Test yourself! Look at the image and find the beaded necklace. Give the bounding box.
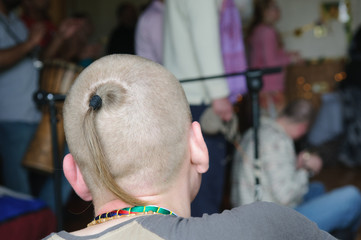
[88,206,177,227]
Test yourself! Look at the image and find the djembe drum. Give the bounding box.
[23,60,83,174]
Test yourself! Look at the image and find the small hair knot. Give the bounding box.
[89,95,102,110]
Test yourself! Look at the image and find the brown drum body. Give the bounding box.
[23,60,83,174]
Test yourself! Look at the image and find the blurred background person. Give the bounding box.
[231,99,361,239]
[306,24,361,168]
[247,0,302,118]
[20,0,96,64]
[220,0,248,104]
[135,0,164,64]
[106,2,138,55]
[48,12,102,67]
[337,25,361,167]
[164,0,234,217]
[0,0,45,195]
[21,0,55,56]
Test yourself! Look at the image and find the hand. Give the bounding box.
[57,18,83,40]
[297,151,323,176]
[28,23,45,47]
[211,97,233,122]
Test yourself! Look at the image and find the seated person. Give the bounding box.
[44,55,335,239]
[231,99,361,238]
[0,186,56,239]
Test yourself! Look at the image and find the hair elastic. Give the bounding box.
[89,94,102,110]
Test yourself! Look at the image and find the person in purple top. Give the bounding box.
[247,0,302,118]
[135,0,164,65]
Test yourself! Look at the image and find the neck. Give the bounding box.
[94,199,130,216]
[94,167,193,218]
[94,189,191,219]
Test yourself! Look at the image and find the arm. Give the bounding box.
[260,26,292,67]
[0,41,34,68]
[186,0,232,121]
[211,98,233,121]
[182,202,336,239]
[0,23,44,68]
[41,18,82,60]
[262,134,308,206]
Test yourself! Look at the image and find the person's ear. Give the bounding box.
[63,153,92,201]
[189,121,209,173]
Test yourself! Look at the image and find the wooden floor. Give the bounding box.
[312,166,361,193]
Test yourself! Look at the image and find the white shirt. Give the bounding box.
[231,117,308,208]
[163,0,230,105]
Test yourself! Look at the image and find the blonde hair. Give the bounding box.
[280,99,314,123]
[63,55,192,205]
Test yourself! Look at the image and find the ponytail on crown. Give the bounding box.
[82,83,147,206]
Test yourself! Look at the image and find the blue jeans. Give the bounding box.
[190,105,227,217]
[0,122,72,212]
[37,168,72,213]
[0,122,38,194]
[33,143,72,213]
[295,182,361,234]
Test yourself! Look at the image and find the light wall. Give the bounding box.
[65,0,361,59]
[276,0,361,60]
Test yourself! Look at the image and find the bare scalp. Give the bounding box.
[63,54,191,204]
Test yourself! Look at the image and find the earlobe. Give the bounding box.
[63,153,93,201]
[189,121,209,173]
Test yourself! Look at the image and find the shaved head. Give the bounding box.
[64,55,192,205]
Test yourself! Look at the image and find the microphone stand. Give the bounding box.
[245,69,264,201]
[180,67,281,201]
[34,91,66,231]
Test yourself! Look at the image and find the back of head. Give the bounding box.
[63,54,191,205]
[279,99,314,124]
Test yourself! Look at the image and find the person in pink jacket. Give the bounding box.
[247,0,301,118]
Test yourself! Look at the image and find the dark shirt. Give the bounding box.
[106,26,135,55]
